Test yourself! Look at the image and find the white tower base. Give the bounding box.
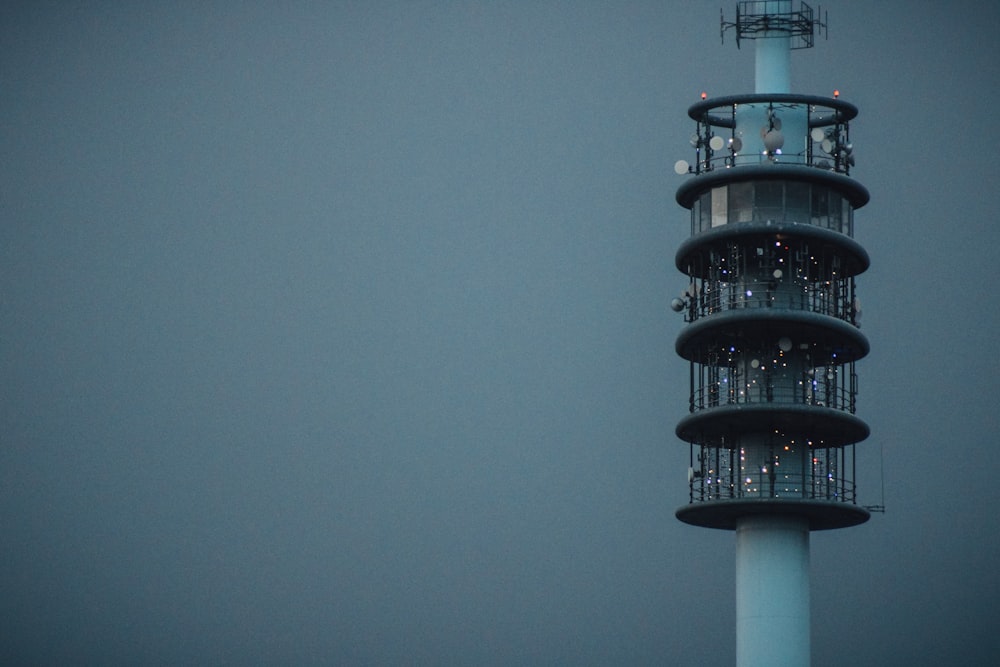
[736,514,810,667]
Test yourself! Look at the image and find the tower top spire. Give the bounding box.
[721,2,828,95]
[721,1,828,50]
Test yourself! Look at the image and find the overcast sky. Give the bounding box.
[2,1,999,665]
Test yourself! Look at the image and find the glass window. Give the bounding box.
[828,196,842,232]
[755,181,783,221]
[700,191,712,232]
[712,186,728,227]
[728,182,753,223]
[811,188,830,228]
[786,182,810,222]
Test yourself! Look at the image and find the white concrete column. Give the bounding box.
[755,36,791,93]
[755,1,792,93]
[736,514,810,667]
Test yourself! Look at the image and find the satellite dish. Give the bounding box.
[771,118,782,131]
[690,134,700,147]
[751,358,760,369]
[670,298,685,312]
[810,127,826,143]
[821,138,834,154]
[688,467,695,484]
[674,159,690,175]
[763,129,784,152]
[773,268,783,279]
[730,137,743,152]
[778,336,793,352]
[709,135,725,151]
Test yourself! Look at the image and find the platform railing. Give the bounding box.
[684,95,856,176]
[691,468,856,504]
[683,278,857,325]
[690,371,856,413]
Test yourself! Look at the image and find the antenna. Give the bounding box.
[721,1,828,50]
[864,440,887,513]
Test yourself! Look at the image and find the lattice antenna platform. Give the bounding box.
[722,1,828,49]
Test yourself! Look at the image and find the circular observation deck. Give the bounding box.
[675,165,869,212]
[676,498,870,531]
[677,94,862,177]
[675,220,870,278]
[676,403,870,448]
[675,309,869,363]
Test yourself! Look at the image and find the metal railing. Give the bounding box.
[683,278,857,325]
[690,371,856,414]
[691,469,856,504]
[684,96,856,176]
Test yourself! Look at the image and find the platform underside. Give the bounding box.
[676,498,870,530]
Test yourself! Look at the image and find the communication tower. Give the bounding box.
[670,3,872,665]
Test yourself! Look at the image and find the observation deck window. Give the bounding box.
[755,181,784,221]
[728,182,753,223]
[712,186,728,227]
[786,181,810,221]
[691,181,854,235]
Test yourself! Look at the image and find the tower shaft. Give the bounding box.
[754,0,791,93]
[736,515,810,667]
[672,3,868,665]
[755,35,790,93]
[746,9,800,663]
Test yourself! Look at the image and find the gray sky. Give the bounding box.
[2,1,998,665]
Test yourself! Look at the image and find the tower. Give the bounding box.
[670,3,871,666]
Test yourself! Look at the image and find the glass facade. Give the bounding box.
[691,180,852,235]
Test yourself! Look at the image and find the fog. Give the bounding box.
[2,2,998,664]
